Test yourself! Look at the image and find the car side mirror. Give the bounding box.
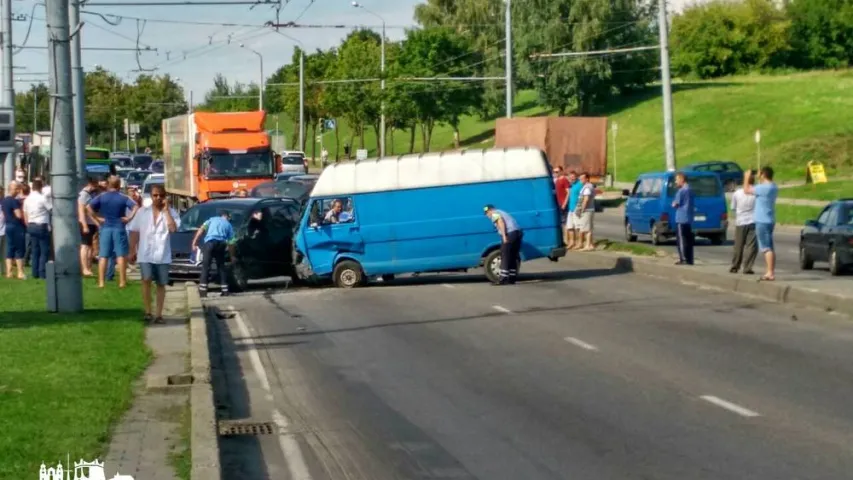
[621,189,631,197]
[804,219,819,228]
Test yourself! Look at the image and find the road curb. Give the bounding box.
[567,252,853,316]
[186,282,221,480]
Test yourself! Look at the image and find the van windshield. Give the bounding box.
[667,176,721,197]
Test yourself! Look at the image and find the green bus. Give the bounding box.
[85,146,111,165]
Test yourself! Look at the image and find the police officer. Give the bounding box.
[190,209,236,297]
[484,204,523,285]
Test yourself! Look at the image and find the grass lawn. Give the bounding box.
[595,239,659,256]
[778,180,853,202]
[728,203,823,227]
[0,279,149,479]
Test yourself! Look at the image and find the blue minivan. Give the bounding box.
[292,148,567,287]
[622,171,728,245]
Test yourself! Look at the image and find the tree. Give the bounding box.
[328,30,382,153]
[514,0,656,115]
[14,83,49,134]
[671,0,791,78]
[198,74,257,112]
[788,0,853,69]
[126,74,187,149]
[84,67,127,146]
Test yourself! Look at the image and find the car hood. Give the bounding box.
[170,231,196,255]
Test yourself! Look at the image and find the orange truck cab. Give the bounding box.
[162,111,279,210]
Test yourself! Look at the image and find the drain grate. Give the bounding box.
[218,421,276,436]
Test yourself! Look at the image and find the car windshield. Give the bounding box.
[112,157,133,168]
[133,155,153,167]
[667,176,721,197]
[206,152,274,178]
[179,204,247,232]
[281,155,304,165]
[150,162,164,173]
[143,180,163,194]
[251,181,308,199]
[127,171,150,182]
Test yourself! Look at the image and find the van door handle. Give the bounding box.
[349,226,359,232]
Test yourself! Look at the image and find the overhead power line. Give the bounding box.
[84,0,279,5]
[530,45,659,59]
[15,45,157,52]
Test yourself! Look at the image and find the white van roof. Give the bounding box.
[311,148,549,197]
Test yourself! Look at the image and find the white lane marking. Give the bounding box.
[492,305,513,314]
[700,395,760,417]
[442,283,456,289]
[273,409,314,480]
[564,337,599,351]
[233,309,271,393]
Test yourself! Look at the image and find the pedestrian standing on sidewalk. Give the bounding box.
[484,204,523,285]
[566,171,582,250]
[672,172,695,265]
[78,178,100,276]
[128,184,180,323]
[2,181,26,279]
[553,166,570,236]
[22,178,52,279]
[191,210,236,298]
[87,176,139,288]
[19,183,32,268]
[743,167,778,281]
[576,173,596,251]
[729,172,757,274]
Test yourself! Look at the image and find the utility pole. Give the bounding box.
[46,0,84,312]
[658,0,676,171]
[505,0,513,118]
[1,0,15,184]
[33,85,37,134]
[299,50,304,151]
[69,0,86,187]
[350,2,385,156]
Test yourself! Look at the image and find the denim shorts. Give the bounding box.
[5,225,26,259]
[140,263,170,285]
[98,226,129,258]
[756,222,775,253]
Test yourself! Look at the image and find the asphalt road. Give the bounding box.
[594,207,834,275]
[208,260,853,480]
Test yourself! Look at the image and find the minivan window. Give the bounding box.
[179,204,247,232]
[667,176,721,197]
[282,155,304,165]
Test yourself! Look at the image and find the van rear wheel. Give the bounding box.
[333,260,364,289]
[484,250,502,284]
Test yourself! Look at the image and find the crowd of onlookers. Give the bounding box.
[553,167,597,251]
[1,171,53,280]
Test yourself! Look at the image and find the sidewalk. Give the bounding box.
[564,250,853,316]
[104,285,192,479]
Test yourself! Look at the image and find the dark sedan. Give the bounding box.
[125,170,151,190]
[682,161,744,192]
[170,197,302,291]
[799,199,853,276]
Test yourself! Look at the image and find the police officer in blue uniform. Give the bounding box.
[484,204,523,285]
[190,209,236,297]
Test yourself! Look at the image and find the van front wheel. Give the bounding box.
[333,260,364,289]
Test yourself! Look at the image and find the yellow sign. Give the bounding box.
[807,161,828,184]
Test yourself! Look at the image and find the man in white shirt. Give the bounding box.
[23,178,52,279]
[576,173,597,251]
[128,184,180,323]
[730,174,758,274]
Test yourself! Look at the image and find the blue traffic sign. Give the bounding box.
[324,119,336,130]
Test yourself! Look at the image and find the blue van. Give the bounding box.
[622,171,728,245]
[292,148,567,287]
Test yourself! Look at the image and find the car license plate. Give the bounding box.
[695,214,706,222]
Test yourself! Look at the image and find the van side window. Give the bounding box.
[647,178,663,198]
[319,197,356,224]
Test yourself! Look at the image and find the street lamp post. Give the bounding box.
[352,1,386,157]
[269,29,305,152]
[240,44,264,111]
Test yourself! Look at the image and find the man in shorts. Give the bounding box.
[743,167,778,281]
[128,184,180,323]
[78,178,100,276]
[565,171,582,249]
[576,173,596,251]
[87,176,139,287]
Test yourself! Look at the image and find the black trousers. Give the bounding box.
[676,223,694,265]
[499,230,523,283]
[199,240,229,293]
[731,224,758,272]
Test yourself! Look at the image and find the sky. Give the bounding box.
[11,0,698,105]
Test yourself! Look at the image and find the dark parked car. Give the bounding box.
[799,199,853,276]
[150,160,164,173]
[682,161,744,192]
[250,181,311,206]
[111,155,134,169]
[170,197,303,291]
[125,169,151,190]
[287,174,319,191]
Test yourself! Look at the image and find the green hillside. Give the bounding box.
[268,71,853,185]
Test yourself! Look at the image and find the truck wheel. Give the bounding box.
[829,247,842,276]
[799,244,814,270]
[484,250,502,284]
[651,223,663,246]
[625,221,637,242]
[333,260,364,289]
